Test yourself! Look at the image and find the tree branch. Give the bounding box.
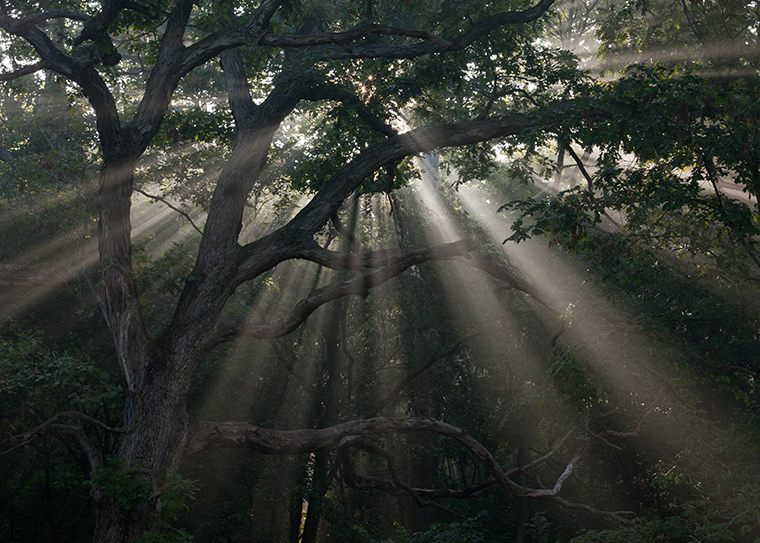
[275,98,584,246]
[331,213,358,246]
[215,240,473,341]
[0,411,130,452]
[219,48,257,130]
[177,0,286,75]
[297,239,471,271]
[0,60,52,81]
[189,406,651,522]
[134,188,202,234]
[74,0,154,45]
[302,84,398,138]
[261,23,452,50]
[259,0,556,60]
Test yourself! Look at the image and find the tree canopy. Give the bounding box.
[1,0,760,542]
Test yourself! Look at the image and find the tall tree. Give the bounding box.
[0,0,617,541]
[4,0,759,541]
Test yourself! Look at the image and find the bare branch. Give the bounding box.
[134,188,203,234]
[341,439,466,519]
[216,240,472,341]
[189,394,661,521]
[189,416,524,501]
[505,423,582,477]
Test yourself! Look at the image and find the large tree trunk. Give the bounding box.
[91,371,191,543]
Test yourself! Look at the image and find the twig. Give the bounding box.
[134,188,203,234]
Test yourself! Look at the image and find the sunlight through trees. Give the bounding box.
[1,0,760,542]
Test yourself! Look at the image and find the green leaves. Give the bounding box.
[0,327,121,416]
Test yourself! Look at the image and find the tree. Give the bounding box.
[2,0,759,542]
[0,0,606,540]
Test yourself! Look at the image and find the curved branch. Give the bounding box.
[0,411,129,455]
[0,12,122,149]
[189,416,522,501]
[47,424,105,474]
[219,48,257,129]
[177,0,285,75]
[74,0,156,46]
[190,409,650,522]
[341,439,466,519]
[216,240,472,341]
[298,239,471,271]
[331,213,358,246]
[268,98,586,251]
[259,0,556,60]
[134,188,203,234]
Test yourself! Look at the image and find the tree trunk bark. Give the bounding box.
[91,361,192,542]
[514,407,543,543]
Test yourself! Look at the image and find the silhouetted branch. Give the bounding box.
[219,48,257,129]
[331,213,359,246]
[304,86,398,138]
[300,239,472,271]
[0,60,52,81]
[191,394,660,522]
[134,188,203,234]
[259,0,556,60]
[0,411,130,456]
[217,240,473,341]
[373,334,477,414]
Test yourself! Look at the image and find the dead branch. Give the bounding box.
[191,393,662,521]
